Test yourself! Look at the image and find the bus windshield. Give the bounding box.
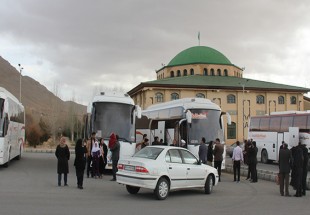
[92,102,134,141]
[188,109,223,145]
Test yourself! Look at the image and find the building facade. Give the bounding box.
[128,46,310,144]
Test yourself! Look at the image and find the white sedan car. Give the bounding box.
[116,146,219,200]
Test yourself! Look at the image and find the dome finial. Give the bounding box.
[198,31,200,46]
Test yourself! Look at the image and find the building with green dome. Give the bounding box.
[128,46,310,144]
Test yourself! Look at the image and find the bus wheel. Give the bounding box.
[3,152,10,168]
[261,150,268,164]
[126,185,140,194]
[16,146,22,160]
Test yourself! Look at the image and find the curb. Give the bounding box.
[24,148,75,154]
[224,164,310,189]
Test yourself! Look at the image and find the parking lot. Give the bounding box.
[0,152,309,215]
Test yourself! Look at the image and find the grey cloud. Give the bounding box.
[1,0,310,103]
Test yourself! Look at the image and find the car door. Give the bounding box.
[179,149,205,187]
[165,149,187,189]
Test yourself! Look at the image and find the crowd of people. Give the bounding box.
[279,141,308,197]
[55,132,120,189]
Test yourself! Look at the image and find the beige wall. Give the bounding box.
[156,64,243,79]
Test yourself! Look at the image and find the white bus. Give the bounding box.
[136,98,231,168]
[248,111,310,165]
[0,87,25,167]
[84,91,141,169]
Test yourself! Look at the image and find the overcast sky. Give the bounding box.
[1,0,310,105]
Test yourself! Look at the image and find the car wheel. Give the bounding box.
[126,185,140,194]
[204,175,213,194]
[154,178,169,200]
[261,150,268,164]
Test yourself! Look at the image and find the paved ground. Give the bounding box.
[0,152,309,215]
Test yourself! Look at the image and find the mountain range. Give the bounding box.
[0,56,86,128]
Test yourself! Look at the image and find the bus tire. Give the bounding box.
[126,185,140,194]
[261,150,268,164]
[16,146,22,160]
[3,151,10,168]
[204,175,213,194]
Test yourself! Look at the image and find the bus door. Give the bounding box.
[179,119,188,147]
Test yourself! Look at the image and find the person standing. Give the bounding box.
[207,141,214,166]
[232,141,243,183]
[99,138,108,177]
[74,139,87,189]
[91,141,100,178]
[86,132,97,178]
[301,143,309,196]
[109,133,120,181]
[278,143,292,196]
[244,139,251,180]
[55,137,70,186]
[198,137,208,164]
[213,138,224,182]
[136,137,149,150]
[152,136,161,145]
[291,142,304,197]
[248,141,258,183]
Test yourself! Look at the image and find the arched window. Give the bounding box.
[224,69,228,76]
[183,69,187,76]
[190,68,194,75]
[256,95,265,104]
[278,96,285,104]
[290,96,297,104]
[227,122,236,139]
[170,71,174,77]
[203,68,208,76]
[210,69,215,76]
[171,93,179,100]
[227,94,236,104]
[177,70,181,77]
[155,92,164,103]
[217,69,221,76]
[196,93,205,98]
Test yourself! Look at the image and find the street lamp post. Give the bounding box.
[18,64,23,103]
[240,79,249,140]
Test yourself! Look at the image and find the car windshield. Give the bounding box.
[133,147,164,160]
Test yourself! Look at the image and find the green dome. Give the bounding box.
[167,46,232,67]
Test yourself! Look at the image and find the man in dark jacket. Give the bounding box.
[301,144,309,196]
[278,143,292,196]
[213,138,224,182]
[291,142,304,197]
[248,141,258,183]
[198,137,208,164]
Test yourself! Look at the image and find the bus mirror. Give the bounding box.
[136,105,142,119]
[186,110,192,124]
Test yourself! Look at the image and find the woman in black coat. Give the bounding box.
[74,139,87,189]
[55,137,70,186]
